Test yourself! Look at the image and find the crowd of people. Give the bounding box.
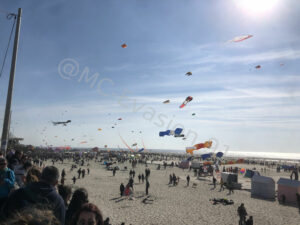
[2,148,287,224]
[0,150,128,225]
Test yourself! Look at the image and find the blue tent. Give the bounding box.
[201,153,212,160]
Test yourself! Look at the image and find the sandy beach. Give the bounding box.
[48,158,300,225]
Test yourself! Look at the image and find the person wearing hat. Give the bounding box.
[0,158,15,208]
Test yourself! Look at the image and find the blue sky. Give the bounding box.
[0,0,300,153]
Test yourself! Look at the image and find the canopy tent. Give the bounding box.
[244,170,260,178]
[277,178,300,203]
[251,175,275,199]
[221,172,238,184]
[178,160,190,169]
[191,161,202,169]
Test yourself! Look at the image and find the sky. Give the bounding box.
[0,0,300,153]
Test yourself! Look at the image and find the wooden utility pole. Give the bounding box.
[1,8,22,156]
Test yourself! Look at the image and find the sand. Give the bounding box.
[49,160,300,225]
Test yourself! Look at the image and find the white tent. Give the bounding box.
[251,175,275,199]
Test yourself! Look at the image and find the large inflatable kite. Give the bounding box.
[186,141,212,155]
[159,128,184,137]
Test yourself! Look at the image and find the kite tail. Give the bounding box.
[119,133,135,153]
[142,138,147,152]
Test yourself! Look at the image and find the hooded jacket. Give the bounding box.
[2,181,65,224]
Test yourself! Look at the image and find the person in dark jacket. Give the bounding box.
[146,179,150,195]
[66,188,89,225]
[237,203,247,225]
[246,216,253,225]
[120,183,125,196]
[2,166,65,224]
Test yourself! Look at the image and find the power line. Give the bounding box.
[0,14,16,78]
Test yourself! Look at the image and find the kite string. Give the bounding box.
[0,13,16,78]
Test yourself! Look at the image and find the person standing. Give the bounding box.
[237,203,247,225]
[77,168,81,179]
[213,176,216,189]
[138,174,141,183]
[120,183,125,196]
[113,167,116,176]
[186,175,190,186]
[146,179,150,195]
[0,158,15,209]
[246,216,253,225]
[141,174,145,183]
[61,169,66,179]
[220,178,225,191]
[3,166,65,224]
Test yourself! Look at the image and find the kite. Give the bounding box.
[98,128,102,131]
[138,148,144,153]
[112,126,115,128]
[121,43,127,48]
[201,153,212,160]
[186,141,213,155]
[192,113,196,116]
[255,65,261,69]
[132,143,137,147]
[216,152,224,158]
[240,168,245,174]
[80,141,87,144]
[118,118,122,120]
[52,120,71,126]
[174,128,184,137]
[159,128,184,137]
[228,35,253,43]
[163,100,170,104]
[182,137,187,140]
[180,96,193,108]
[185,72,192,76]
